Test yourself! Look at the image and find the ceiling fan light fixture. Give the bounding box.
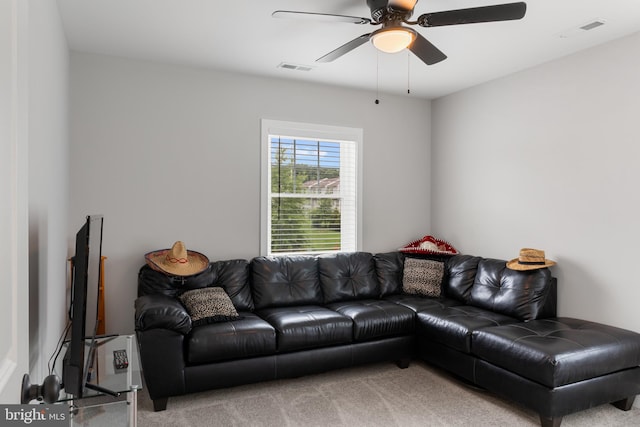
[371,27,415,53]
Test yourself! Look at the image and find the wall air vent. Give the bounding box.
[277,62,313,72]
[558,19,606,38]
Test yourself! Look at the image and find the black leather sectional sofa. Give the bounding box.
[134,252,640,426]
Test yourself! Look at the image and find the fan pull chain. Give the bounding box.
[407,51,411,95]
[375,50,380,104]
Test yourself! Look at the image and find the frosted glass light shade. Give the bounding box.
[371,27,415,53]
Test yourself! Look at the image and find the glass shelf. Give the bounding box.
[55,334,142,426]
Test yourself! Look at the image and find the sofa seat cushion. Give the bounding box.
[257,306,353,352]
[186,312,276,365]
[472,317,640,388]
[416,305,518,353]
[385,294,463,313]
[326,300,415,342]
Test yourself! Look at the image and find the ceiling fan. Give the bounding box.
[273,0,527,66]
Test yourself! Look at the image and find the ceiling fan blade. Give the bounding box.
[388,0,419,12]
[272,10,371,25]
[316,34,372,63]
[417,2,526,27]
[408,33,447,65]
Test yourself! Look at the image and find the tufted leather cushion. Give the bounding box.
[251,256,322,309]
[257,306,353,352]
[384,294,463,313]
[416,305,518,353]
[444,255,481,302]
[472,317,640,388]
[468,258,554,321]
[186,312,276,365]
[137,264,215,298]
[318,252,380,303]
[210,259,254,311]
[327,300,415,341]
[138,260,255,312]
[373,252,405,296]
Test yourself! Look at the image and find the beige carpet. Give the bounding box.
[137,362,639,427]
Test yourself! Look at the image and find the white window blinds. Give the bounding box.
[261,120,362,256]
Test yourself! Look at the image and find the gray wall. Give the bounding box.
[1,0,69,398]
[69,53,432,334]
[27,0,70,382]
[432,31,640,335]
[0,0,29,401]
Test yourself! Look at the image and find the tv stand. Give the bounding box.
[81,335,121,398]
[56,334,141,427]
[85,382,120,397]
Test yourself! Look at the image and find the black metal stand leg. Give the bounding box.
[85,382,120,397]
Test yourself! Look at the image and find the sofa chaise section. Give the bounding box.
[472,317,640,427]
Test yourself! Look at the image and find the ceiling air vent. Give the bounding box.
[580,20,605,31]
[277,62,313,72]
[558,19,606,38]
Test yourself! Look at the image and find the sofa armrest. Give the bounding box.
[136,329,187,403]
[135,294,192,334]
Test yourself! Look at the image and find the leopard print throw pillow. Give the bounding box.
[402,258,444,298]
[179,287,240,326]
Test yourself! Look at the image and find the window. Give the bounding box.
[261,120,362,256]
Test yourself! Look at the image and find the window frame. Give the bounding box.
[260,119,363,256]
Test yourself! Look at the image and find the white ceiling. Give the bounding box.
[57,0,640,99]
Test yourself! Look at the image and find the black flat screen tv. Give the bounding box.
[62,215,103,398]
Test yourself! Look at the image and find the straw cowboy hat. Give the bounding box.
[506,248,556,271]
[145,241,209,276]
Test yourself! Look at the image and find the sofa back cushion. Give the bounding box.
[251,256,322,309]
[373,252,405,296]
[318,252,379,303]
[210,259,254,311]
[443,255,482,302]
[137,259,255,312]
[138,264,215,298]
[468,258,555,321]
